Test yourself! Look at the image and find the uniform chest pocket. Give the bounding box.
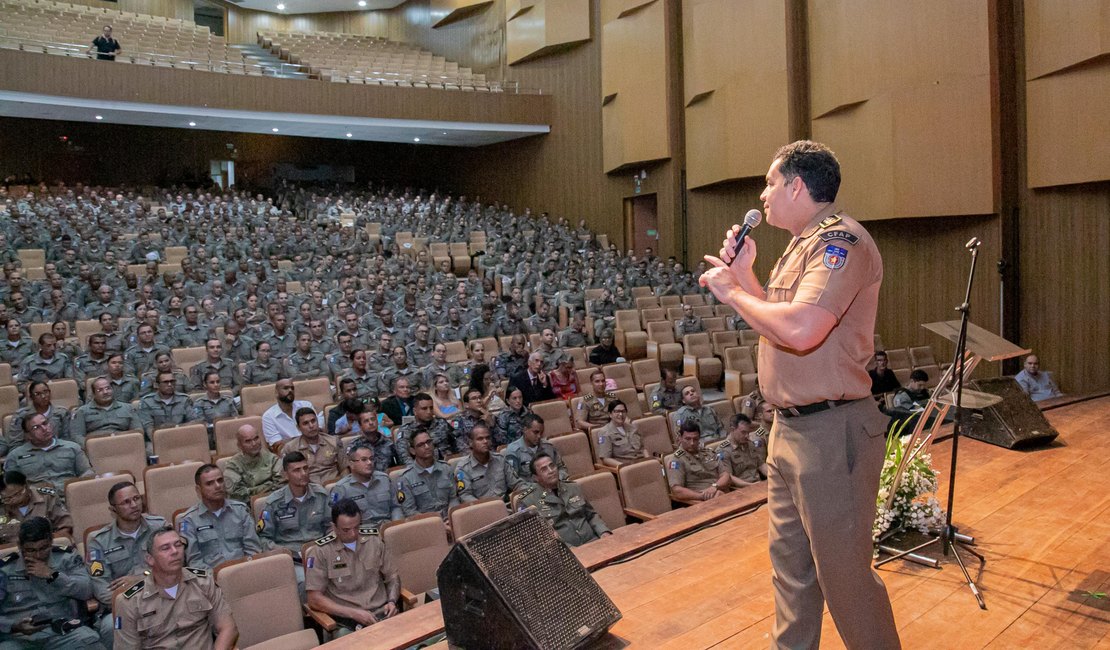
[410,482,430,497]
[195,526,219,545]
[766,269,800,297]
[277,511,300,530]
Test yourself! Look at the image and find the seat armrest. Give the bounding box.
[400,587,420,610]
[623,507,657,521]
[304,604,337,633]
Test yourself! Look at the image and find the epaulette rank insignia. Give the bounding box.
[818,215,842,229]
[123,581,145,599]
[358,526,378,536]
[37,486,56,495]
[184,566,208,577]
[315,533,337,546]
[674,449,686,458]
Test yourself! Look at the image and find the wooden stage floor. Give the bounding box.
[331,396,1110,649]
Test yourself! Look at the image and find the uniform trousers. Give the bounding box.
[767,398,900,650]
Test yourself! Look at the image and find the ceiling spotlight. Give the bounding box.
[276,3,285,10]
[441,131,447,135]
[358,0,367,6]
[188,121,196,127]
[94,115,103,120]
[413,137,421,143]
[346,133,353,137]
[272,128,279,132]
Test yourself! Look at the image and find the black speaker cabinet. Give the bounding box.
[438,508,621,650]
[965,377,1059,449]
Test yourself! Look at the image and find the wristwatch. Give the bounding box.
[46,570,60,583]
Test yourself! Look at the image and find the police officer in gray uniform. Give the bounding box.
[517,454,610,547]
[177,464,263,570]
[136,372,195,436]
[394,430,458,519]
[456,423,522,502]
[3,413,93,495]
[504,414,567,483]
[328,441,400,527]
[71,378,145,446]
[674,385,725,442]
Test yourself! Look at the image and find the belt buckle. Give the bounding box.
[786,406,802,417]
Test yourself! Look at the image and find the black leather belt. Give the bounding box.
[777,398,860,418]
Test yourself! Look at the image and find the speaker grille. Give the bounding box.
[463,511,620,648]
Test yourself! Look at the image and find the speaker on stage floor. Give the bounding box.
[965,376,1059,449]
[437,508,621,650]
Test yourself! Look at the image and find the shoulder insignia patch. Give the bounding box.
[89,561,105,577]
[0,552,18,565]
[395,489,406,504]
[184,567,208,577]
[674,448,686,458]
[818,230,859,245]
[37,486,56,496]
[52,543,73,553]
[358,526,378,536]
[818,215,842,229]
[315,533,337,546]
[519,485,536,499]
[823,245,848,270]
[669,460,681,470]
[123,581,145,599]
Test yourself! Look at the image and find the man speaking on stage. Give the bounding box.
[699,141,900,649]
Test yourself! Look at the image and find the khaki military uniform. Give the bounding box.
[178,500,263,569]
[455,452,522,502]
[0,544,101,648]
[503,438,567,482]
[223,450,284,503]
[0,487,73,545]
[674,405,725,441]
[758,208,899,649]
[517,481,609,547]
[113,567,230,650]
[395,461,458,518]
[281,434,346,485]
[715,438,763,483]
[86,514,166,583]
[72,401,144,442]
[328,473,400,527]
[304,528,400,633]
[593,421,645,464]
[576,391,614,427]
[258,484,332,556]
[665,447,724,491]
[2,439,93,494]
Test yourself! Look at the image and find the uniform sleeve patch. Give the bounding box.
[669,460,680,470]
[89,561,105,577]
[818,230,859,245]
[823,245,848,270]
[396,489,406,504]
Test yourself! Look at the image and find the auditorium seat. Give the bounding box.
[380,513,451,609]
[602,363,635,391]
[152,423,211,465]
[172,346,207,375]
[530,400,579,437]
[682,333,723,389]
[0,385,19,420]
[659,295,681,308]
[645,321,683,371]
[630,286,653,299]
[443,340,468,364]
[548,431,596,478]
[66,473,135,551]
[630,358,661,391]
[448,498,509,540]
[573,470,627,532]
[85,431,146,477]
[613,310,647,360]
[46,378,79,409]
[723,346,758,399]
[612,388,643,420]
[711,331,740,358]
[214,415,262,457]
[214,550,319,648]
[0,363,11,386]
[293,377,331,412]
[886,348,912,371]
[241,384,277,417]
[144,461,204,519]
[635,415,674,456]
[910,345,937,368]
[617,459,672,520]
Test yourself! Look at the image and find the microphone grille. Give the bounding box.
[743,209,762,228]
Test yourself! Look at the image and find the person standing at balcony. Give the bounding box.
[89,25,121,61]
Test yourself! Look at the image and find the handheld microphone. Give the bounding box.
[729,209,763,260]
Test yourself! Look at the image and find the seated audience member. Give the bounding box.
[223,424,284,503]
[105,352,142,404]
[87,481,164,591]
[113,527,238,649]
[494,386,531,446]
[74,332,111,388]
[189,338,242,395]
[178,464,264,569]
[0,317,33,367]
[139,351,189,397]
[258,451,331,597]
[517,454,611,547]
[125,323,169,379]
[456,423,523,502]
[284,331,329,381]
[504,414,567,482]
[282,407,346,484]
[261,378,316,448]
[88,24,122,61]
[715,414,767,486]
[2,380,72,456]
[588,329,623,366]
[558,310,591,348]
[494,334,530,382]
[191,371,239,429]
[1015,354,1062,401]
[0,517,102,649]
[305,498,400,637]
[328,440,400,527]
[674,385,725,442]
[649,368,684,414]
[869,350,902,395]
[243,340,289,386]
[452,387,495,444]
[665,421,731,502]
[575,370,616,429]
[892,369,932,414]
[469,363,507,414]
[431,373,463,420]
[0,470,73,544]
[548,356,579,400]
[327,378,364,435]
[378,376,415,427]
[395,430,458,520]
[509,351,557,406]
[353,409,404,471]
[3,413,93,494]
[71,377,145,446]
[393,392,459,460]
[593,400,649,467]
[137,370,196,435]
[676,303,704,337]
[18,333,73,391]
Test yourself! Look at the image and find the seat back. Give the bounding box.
[46,379,81,410]
[614,310,642,333]
[886,348,912,371]
[171,346,207,375]
[548,431,595,478]
[144,461,204,518]
[630,286,653,298]
[240,383,277,417]
[573,471,625,531]
[646,321,676,345]
[612,388,643,420]
[681,294,706,306]
[85,431,147,476]
[575,367,598,390]
[618,459,672,516]
[909,345,937,368]
[724,346,755,373]
[380,513,451,595]
[711,331,739,356]
[0,363,11,386]
[635,296,660,309]
[66,473,135,543]
[0,385,20,421]
[602,363,634,391]
[640,307,665,324]
[530,400,576,437]
[152,424,211,465]
[630,358,661,389]
[702,317,725,333]
[448,498,510,540]
[659,295,681,308]
[709,399,735,426]
[636,415,674,455]
[213,415,262,458]
[294,377,332,412]
[215,551,303,647]
[682,333,714,357]
[565,347,589,369]
[443,340,468,363]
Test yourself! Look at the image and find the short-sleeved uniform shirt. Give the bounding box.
[114,567,229,650]
[758,209,881,408]
[665,448,725,491]
[304,529,398,612]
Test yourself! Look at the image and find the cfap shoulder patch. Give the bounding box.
[823,245,848,270]
[818,230,859,245]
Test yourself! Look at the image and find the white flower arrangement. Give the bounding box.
[874,419,946,543]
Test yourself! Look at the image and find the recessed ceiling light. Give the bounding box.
[346,133,353,137]
[94,115,103,120]
[188,121,196,127]
[272,128,280,132]
[276,3,285,10]
[413,137,420,142]
[358,0,367,6]
[441,131,447,135]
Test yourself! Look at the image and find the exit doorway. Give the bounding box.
[624,193,658,256]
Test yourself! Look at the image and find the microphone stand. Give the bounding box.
[875,237,987,609]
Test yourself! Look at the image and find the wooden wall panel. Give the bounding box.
[430,0,495,28]
[682,0,788,188]
[506,0,590,65]
[66,0,194,21]
[1023,0,1110,81]
[225,6,292,44]
[600,0,669,172]
[809,0,994,220]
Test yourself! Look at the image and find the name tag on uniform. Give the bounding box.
[333,562,347,570]
[277,512,296,520]
[105,545,126,555]
[351,494,365,501]
[196,525,213,532]
[142,611,156,618]
[411,480,425,488]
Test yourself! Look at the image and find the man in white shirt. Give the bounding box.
[261,378,317,447]
[1014,354,1062,402]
